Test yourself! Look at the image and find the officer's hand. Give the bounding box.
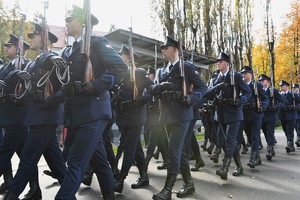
[216,82,228,89]
[181,95,192,106]
[49,56,68,70]
[16,71,31,81]
[82,81,97,95]
[232,99,242,108]
[0,80,6,88]
[159,82,174,92]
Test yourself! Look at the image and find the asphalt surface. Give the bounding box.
[1,130,300,200]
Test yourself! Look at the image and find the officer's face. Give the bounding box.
[4,44,17,59]
[242,72,252,82]
[147,73,155,80]
[259,79,269,87]
[293,87,299,93]
[29,34,41,51]
[161,46,177,60]
[66,17,82,38]
[280,85,288,92]
[217,60,229,72]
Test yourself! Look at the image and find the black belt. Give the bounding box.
[62,81,98,96]
[0,94,25,105]
[147,105,159,112]
[27,90,45,102]
[285,106,296,111]
[117,100,144,110]
[243,103,256,110]
[266,107,277,112]
[160,91,183,102]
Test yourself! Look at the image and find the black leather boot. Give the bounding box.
[241,142,248,154]
[0,170,13,194]
[266,145,273,160]
[206,143,214,155]
[21,175,42,200]
[176,170,195,198]
[153,149,160,160]
[200,139,208,151]
[255,151,262,166]
[157,162,168,170]
[43,170,58,180]
[247,150,256,168]
[144,154,152,174]
[286,141,295,153]
[232,153,243,176]
[131,170,149,189]
[152,174,176,200]
[102,191,115,200]
[114,172,127,193]
[295,140,300,147]
[82,165,94,186]
[210,148,221,163]
[271,145,275,156]
[3,192,20,200]
[191,155,205,172]
[216,157,231,180]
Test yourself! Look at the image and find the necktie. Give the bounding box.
[169,64,173,72]
[72,41,78,52]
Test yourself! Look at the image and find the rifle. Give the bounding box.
[177,0,187,96]
[36,0,53,99]
[266,0,275,107]
[253,66,261,111]
[290,64,296,107]
[81,0,93,82]
[15,14,26,70]
[128,26,138,99]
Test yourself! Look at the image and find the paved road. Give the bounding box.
[1,130,300,200]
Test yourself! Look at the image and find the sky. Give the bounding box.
[1,0,294,42]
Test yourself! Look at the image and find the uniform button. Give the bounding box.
[96,97,100,100]
[69,61,72,64]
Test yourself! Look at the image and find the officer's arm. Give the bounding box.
[236,73,251,104]
[90,37,128,95]
[258,82,269,109]
[186,64,207,104]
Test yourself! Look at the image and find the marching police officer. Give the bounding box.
[144,66,170,173]
[278,80,300,153]
[114,44,153,192]
[0,34,30,195]
[3,25,67,200]
[259,74,284,160]
[55,5,128,200]
[292,83,300,147]
[240,66,268,168]
[151,36,207,199]
[205,53,251,180]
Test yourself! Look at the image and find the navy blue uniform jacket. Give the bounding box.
[152,61,207,124]
[61,36,128,127]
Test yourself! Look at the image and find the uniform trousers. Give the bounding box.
[165,121,189,176]
[281,119,296,143]
[262,119,277,146]
[244,118,262,151]
[9,125,66,197]
[218,121,240,159]
[55,119,114,200]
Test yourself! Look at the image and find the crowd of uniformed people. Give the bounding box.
[0,4,300,200]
